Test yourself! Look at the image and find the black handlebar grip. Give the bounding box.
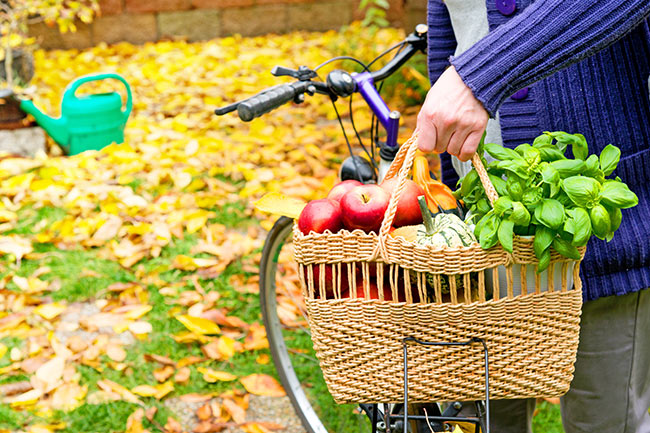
[237,83,304,122]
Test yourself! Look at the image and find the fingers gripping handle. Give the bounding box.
[237,83,304,121]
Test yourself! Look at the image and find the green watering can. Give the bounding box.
[20,73,132,155]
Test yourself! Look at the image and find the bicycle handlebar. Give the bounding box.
[237,82,308,122]
[215,24,428,122]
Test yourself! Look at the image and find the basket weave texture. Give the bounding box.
[293,132,584,403]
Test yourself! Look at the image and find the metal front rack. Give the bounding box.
[367,337,491,433]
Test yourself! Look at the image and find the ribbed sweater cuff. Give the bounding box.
[427,0,457,83]
[450,0,650,116]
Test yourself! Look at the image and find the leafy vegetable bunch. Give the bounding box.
[457,131,639,271]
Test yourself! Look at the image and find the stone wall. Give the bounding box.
[30,0,428,49]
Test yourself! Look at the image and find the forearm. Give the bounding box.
[452,0,650,116]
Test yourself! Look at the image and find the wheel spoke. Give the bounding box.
[280,322,311,337]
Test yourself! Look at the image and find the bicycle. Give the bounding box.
[216,25,490,433]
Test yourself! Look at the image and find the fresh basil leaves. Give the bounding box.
[458,131,638,272]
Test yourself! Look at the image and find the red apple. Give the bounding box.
[340,185,390,233]
[302,264,350,299]
[327,179,363,203]
[297,199,343,235]
[341,276,424,302]
[379,177,426,227]
[342,280,398,300]
[355,261,379,278]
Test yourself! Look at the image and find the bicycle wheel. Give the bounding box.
[259,216,372,433]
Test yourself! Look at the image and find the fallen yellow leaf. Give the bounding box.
[125,408,145,433]
[176,315,220,335]
[131,384,158,397]
[239,374,285,397]
[33,302,66,320]
[197,367,237,383]
[123,304,153,320]
[255,353,270,365]
[106,343,127,362]
[174,367,190,384]
[172,255,220,271]
[154,381,174,399]
[240,423,271,433]
[34,356,65,392]
[253,192,306,219]
[51,383,87,410]
[96,379,141,404]
[222,397,246,424]
[153,365,175,383]
[4,388,43,407]
[0,235,33,261]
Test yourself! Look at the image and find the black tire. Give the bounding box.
[260,217,374,433]
[259,217,328,433]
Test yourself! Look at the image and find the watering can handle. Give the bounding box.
[63,73,133,120]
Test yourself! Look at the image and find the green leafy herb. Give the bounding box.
[590,204,611,240]
[484,142,522,161]
[498,219,515,253]
[539,147,566,162]
[562,176,601,207]
[493,197,513,218]
[552,237,582,260]
[510,201,531,227]
[533,225,554,259]
[600,180,638,209]
[479,213,499,249]
[455,132,637,267]
[608,207,623,233]
[550,159,586,178]
[567,208,591,246]
[535,199,565,231]
[599,144,621,176]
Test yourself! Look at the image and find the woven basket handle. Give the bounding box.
[471,152,499,206]
[372,130,499,261]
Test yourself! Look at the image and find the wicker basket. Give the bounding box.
[293,133,584,404]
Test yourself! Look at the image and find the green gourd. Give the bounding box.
[412,196,479,297]
[415,196,477,248]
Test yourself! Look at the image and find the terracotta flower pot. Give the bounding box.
[0,89,32,130]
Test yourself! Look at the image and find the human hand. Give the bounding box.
[416,66,489,161]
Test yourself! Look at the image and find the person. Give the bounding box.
[416,1,650,432]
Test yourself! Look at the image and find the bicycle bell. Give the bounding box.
[327,70,356,98]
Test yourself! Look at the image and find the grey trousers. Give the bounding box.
[489,288,650,433]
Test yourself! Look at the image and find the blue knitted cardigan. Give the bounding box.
[427,0,650,301]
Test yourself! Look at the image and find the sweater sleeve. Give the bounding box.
[451,0,650,116]
[427,0,457,84]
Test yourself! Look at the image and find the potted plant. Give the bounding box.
[0,0,98,142]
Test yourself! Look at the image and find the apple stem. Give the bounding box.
[418,195,435,235]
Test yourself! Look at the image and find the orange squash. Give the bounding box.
[412,155,458,212]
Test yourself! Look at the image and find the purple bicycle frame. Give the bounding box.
[353,72,400,149]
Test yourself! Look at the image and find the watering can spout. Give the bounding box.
[19,99,69,145]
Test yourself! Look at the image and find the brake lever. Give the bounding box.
[272,65,318,81]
